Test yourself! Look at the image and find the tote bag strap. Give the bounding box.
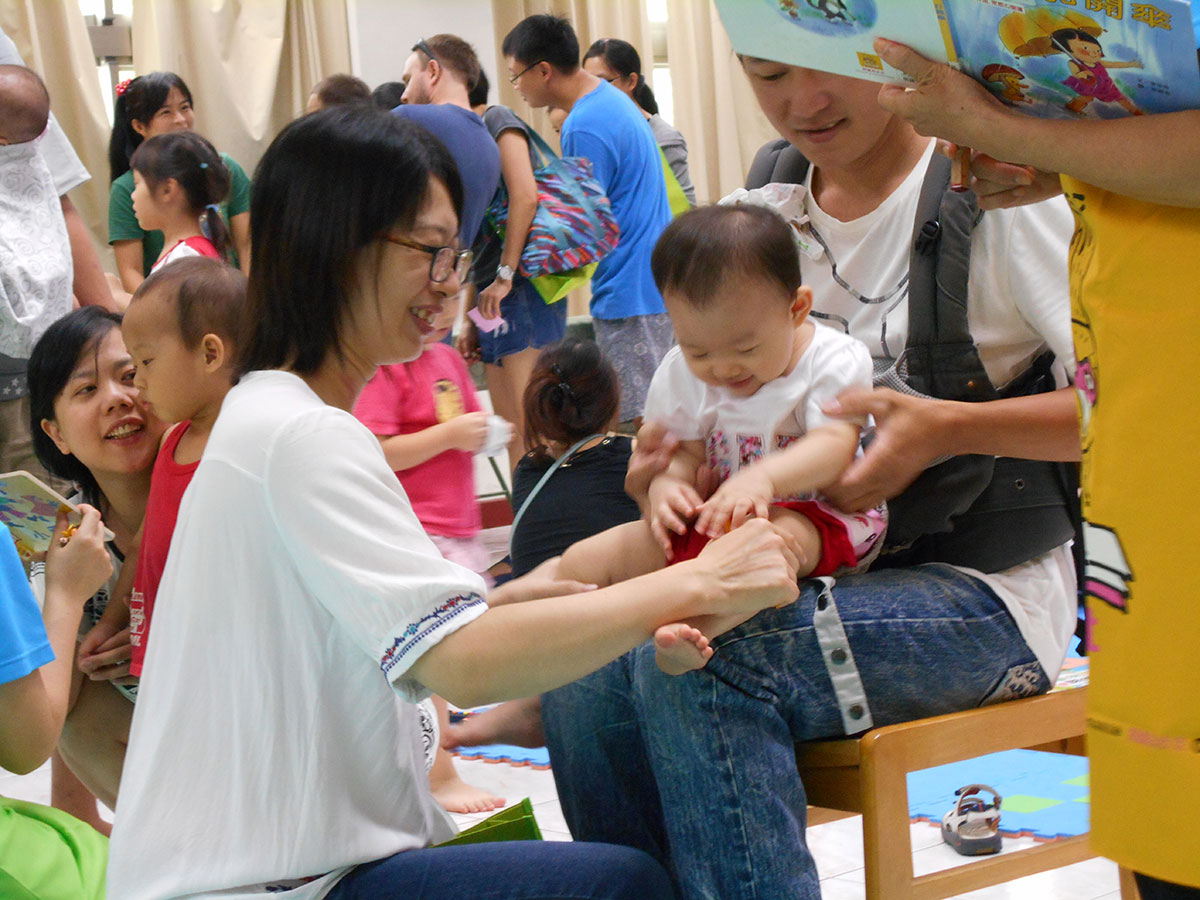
[508,433,606,559]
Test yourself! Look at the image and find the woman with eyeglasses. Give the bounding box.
[104,106,800,900]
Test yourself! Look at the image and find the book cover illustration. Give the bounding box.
[714,0,954,84]
[0,470,111,559]
[944,0,1200,118]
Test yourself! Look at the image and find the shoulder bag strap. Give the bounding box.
[508,434,606,558]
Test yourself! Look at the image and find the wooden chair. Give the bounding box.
[795,687,1092,900]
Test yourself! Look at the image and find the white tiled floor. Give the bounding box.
[3,744,1119,898]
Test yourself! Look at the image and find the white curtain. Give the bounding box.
[0,0,113,260]
[131,0,352,176]
[665,0,778,204]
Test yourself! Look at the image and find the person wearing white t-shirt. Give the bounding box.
[106,105,801,900]
[537,60,1082,900]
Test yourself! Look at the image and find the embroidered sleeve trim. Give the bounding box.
[379,592,486,676]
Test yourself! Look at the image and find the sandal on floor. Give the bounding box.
[942,783,1002,856]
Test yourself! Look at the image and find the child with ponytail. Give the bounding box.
[107,72,251,290]
[128,131,231,272]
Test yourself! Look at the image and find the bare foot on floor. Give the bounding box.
[654,622,713,675]
[428,744,505,814]
[431,773,507,815]
[443,697,546,750]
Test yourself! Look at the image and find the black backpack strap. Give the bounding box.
[746,139,811,190]
[901,151,992,402]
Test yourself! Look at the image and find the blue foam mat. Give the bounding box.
[452,743,552,768]
[907,749,1089,840]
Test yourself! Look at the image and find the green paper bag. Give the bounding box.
[437,797,543,846]
[530,264,597,305]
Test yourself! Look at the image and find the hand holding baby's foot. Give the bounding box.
[654,622,714,675]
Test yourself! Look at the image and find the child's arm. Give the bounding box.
[696,422,860,537]
[376,412,491,472]
[0,507,111,774]
[646,438,706,557]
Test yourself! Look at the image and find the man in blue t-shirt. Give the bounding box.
[393,34,501,248]
[502,15,673,422]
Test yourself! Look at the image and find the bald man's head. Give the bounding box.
[0,65,51,145]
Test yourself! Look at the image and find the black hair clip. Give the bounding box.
[551,364,575,402]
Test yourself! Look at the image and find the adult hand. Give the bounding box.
[44,506,112,607]
[936,142,1062,210]
[78,623,134,683]
[477,278,512,321]
[443,411,491,453]
[695,518,800,616]
[647,476,704,559]
[873,38,1009,150]
[695,466,774,537]
[456,321,481,363]
[489,556,598,606]
[822,387,949,512]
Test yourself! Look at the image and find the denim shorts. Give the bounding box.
[478,279,568,365]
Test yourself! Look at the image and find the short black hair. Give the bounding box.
[311,73,372,109]
[502,14,579,73]
[651,205,801,307]
[372,81,408,110]
[132,256,247,350]
[468,68,490,109]
[28,307,125,503]
[1051,28,1102,54]
[240,105,463,376]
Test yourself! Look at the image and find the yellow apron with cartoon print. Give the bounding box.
[1064,175,1200,885]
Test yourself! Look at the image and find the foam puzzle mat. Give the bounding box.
[907,748,1089,841]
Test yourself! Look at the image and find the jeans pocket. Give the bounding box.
[980,660,1050,705]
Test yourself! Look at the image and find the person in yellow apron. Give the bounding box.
[873,33,1200,899]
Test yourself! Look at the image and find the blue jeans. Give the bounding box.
[325,840,676,900]
[542,565,1050,900]
[477,279,568,365]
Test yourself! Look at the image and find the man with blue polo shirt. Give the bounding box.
[503,14,673,422]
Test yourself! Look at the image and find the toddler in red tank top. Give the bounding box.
[119,257,245,677]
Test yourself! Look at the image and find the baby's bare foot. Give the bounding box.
[654,622,713,675]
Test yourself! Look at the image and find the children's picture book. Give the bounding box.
[715,0,1200,117]
[0,470,113,559]
[945,0,1200,119]
[714,0,955,84]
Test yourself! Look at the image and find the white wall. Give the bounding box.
[348,0,499,99]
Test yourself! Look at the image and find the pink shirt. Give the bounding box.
[353,343,482,538]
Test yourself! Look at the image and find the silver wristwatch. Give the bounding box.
[496,264,515,282]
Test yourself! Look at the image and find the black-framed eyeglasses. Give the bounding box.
[413,39,439,64]
[383,235,472,283]
[509,60,544,84]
